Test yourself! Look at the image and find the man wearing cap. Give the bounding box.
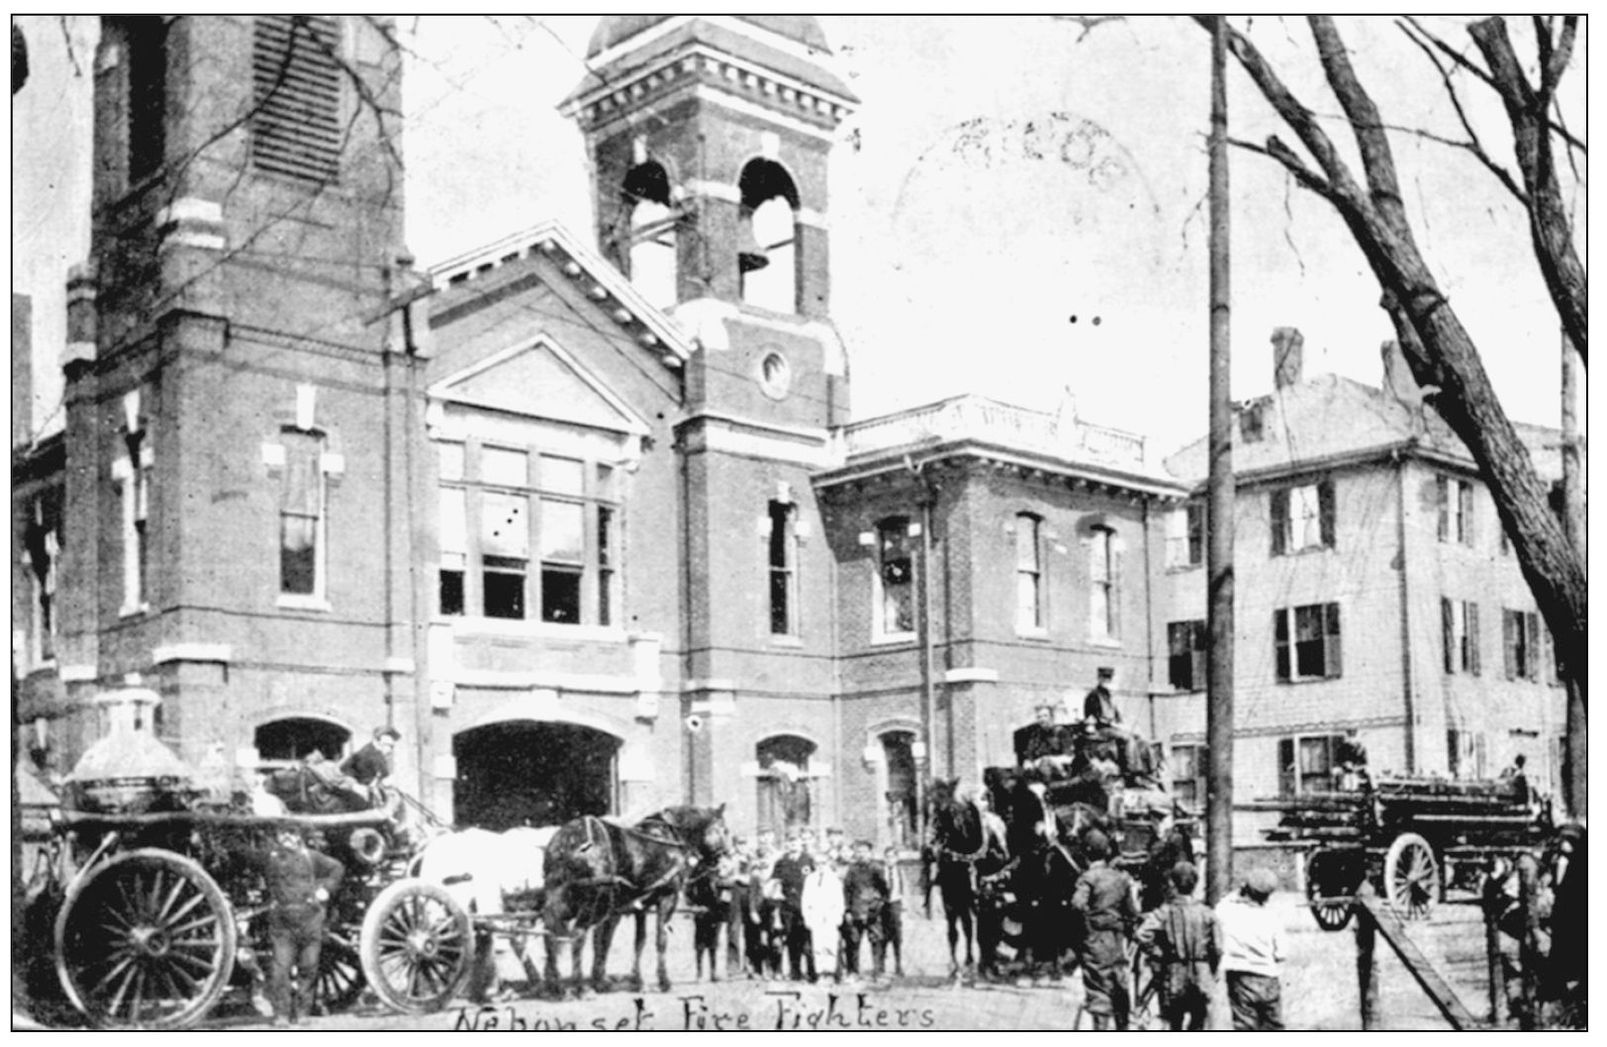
[769,833,816,982]
[841,840,892,980]
[249,827,345,1025]
[1071,829,1140,1030]
[341,725,400,805]
[1082,667,1121,725]
[1216,867,1286,1030]
[1136,862,1222,1031]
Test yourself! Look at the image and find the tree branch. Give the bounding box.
[1395,21,1529,205]
[1309,17,1410,239]
[1470,17,1588,365]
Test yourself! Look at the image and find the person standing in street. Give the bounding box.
[1215,867,1285,1031]
[1070,828,1139,1030]
[253,827,344,1025]
[1136,861,1222,1030]
[769,833,816,982]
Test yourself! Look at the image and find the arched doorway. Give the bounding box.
[756,734,816,836]
[454,721,620,831]
[880,730,919,850]
[255,718,350,763]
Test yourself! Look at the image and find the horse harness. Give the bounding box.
[574,815,698,915]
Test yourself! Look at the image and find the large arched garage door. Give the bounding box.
[454,721,621,831]
[255,717,351,763]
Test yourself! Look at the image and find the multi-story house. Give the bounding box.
[1153,331,1570,837]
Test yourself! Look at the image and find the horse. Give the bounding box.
[924,777,994,979]
[541,805,729,997]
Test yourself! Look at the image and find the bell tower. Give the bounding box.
[561,16,856,326]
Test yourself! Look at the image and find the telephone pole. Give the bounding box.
[1205,15,1236,903]
[1560,331,1585,818]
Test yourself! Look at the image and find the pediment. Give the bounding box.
[429,338,649,436]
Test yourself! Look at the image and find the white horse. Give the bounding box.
[411,825,556,993]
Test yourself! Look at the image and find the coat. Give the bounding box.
[1137,896,1222,999]
[1072,862,1139,969]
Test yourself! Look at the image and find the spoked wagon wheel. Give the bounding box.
[359,880,473,1014]
[54,848,238,1029]
[1305,851,1356,932]
[314,929,366,1015]
[1384,832,1439,920]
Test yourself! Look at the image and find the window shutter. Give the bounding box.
[1274,609,1291,682]
[1193,621,1208,693]
[1435,476,1449,541]
[1318,479,1336,548]
[1527,613,1542,681]
[1445,729,1459,777]
[1270,489,1288,556]
[1324,602,1343,678]
[1461,483,1475,545]
[1467,603,1480,675]
[1278,738,1296,796]
[1110,539,1125,641]
[1503,610,1517,680]
[253,16,343,184]
[1441,598,1455,674]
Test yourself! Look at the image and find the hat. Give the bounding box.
[1096,667,1115,680]
[1244,867,1278,897]
[1082,829,1112,861]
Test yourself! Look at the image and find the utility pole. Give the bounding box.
[1560,330,1585,818]
[1205,15,1236,904]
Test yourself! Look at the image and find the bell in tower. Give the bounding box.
[560,16,857,321]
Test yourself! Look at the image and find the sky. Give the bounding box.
[11,14,1587,459]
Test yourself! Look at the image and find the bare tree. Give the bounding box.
[1200,16,1586,806]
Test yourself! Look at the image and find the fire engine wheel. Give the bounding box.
[54,848,238,1030]
[359,880,473,1014]
[1305,852,1355,932]
[1384,832,1439,920]
[314,928,366,1015]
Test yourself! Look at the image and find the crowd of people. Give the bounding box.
[689,827,909,985]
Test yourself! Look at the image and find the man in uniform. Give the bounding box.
[841,840,892,981]
[1071,829,1140,1030]
[341,725,400,804]
[1136,862,1222,1030]
[1014,704,1069,766]
[769,833,816,982]
[253,827,344,1025]
[1083,667,1121,725]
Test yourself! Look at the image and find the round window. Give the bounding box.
[758,351,791,399]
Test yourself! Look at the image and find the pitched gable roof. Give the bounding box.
[428,336,650,436]
[1163,373,1563,486]
[428,219,693,373]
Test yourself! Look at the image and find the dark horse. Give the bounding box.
[541,805,729,996]
[924,778,995,979]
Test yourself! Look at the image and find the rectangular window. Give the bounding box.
[438,442,465,482]
[1274,602,1342,682]
[125,17,169,183]
[597,506,615,627]
[1279,734,1344,795]
[279,429,323,597]
[439,487,466,616]
[1441,598,1480,674]
[876,518,915,637]
[1446,728,1488,779]
[1167,620,1207,691]
[1171,744,1207,809]
[1088,525,1120,640]
[1270,479,1335,555]
[1437,475,1475,545]
[1239,402,1265,443]
[768,501,798,636]
[252,16,342,183]
[540,454,585,496]
[540,499,584,623]
[1503,608,1541,681]
[481,492,527,618]
[1165,504,1205,568]
[481,446,529,488]
[1015,514,1043,631]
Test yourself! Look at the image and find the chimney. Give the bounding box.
[1271,327,1304,389]
[1380,340,1422,405]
